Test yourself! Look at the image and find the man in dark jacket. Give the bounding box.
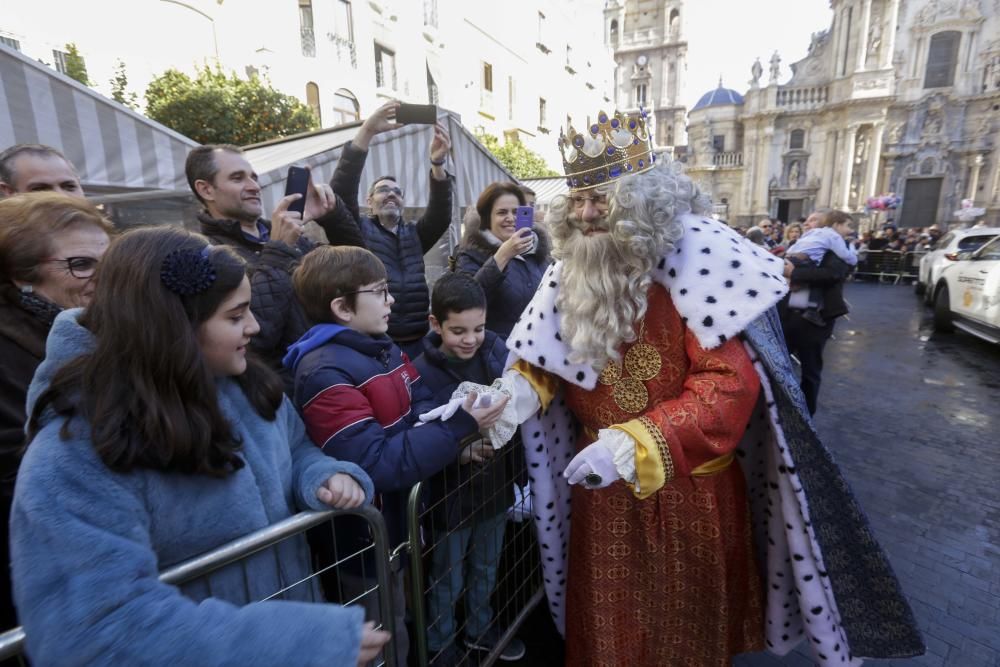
[186,144,364,384]
[330,101,454,360]
[779,249,852,415]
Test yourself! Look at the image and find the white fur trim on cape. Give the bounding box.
[506,214,788,389]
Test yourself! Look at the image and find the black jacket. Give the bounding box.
[0,283,56,629]
[412,330,516,529]
[198,203,364,384]
[780,250,852,321]
[330,141,454,341]
[455,221,551,339]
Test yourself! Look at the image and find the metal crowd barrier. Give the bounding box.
[853,250,926,284]
[0,505,396,666]
[407,434,542,667]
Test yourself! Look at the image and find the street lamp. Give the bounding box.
[159,0,219,62]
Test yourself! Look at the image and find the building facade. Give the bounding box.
[685,0,1000,228]
[0,0,614,168]
[603,0,688,152]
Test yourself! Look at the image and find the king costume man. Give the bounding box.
[494,109,924,666]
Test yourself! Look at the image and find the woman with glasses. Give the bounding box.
[455,182,551,339]
[0,192,113,633]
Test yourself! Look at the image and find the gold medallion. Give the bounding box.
[624,343,662,381]
[613,377,649,413]
[598,360,623,385]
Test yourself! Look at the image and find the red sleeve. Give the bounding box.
[642,332,760,477]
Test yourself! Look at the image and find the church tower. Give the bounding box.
[604,0,688,152]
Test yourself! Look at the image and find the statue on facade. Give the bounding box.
[769,51,781,83]
[751,58,763,87]
[788,161,801,188]
[867,15,883,59]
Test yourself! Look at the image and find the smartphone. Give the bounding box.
[515,206,534,231]
[284,166,310,216]
[395,103,437,125]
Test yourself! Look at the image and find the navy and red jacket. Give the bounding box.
[284,324,478,549]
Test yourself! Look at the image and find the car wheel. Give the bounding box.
[933,284,954,332]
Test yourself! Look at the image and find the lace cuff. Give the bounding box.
[595,428,638,487]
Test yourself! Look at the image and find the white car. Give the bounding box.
[918,227,1000,302]
[932,235,1000,344]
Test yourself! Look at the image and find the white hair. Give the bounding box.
[547,159,710,369]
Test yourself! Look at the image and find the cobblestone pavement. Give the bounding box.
[512,282,1000,667]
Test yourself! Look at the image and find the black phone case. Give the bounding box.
[395,104,437,125]
[284,167,310,216]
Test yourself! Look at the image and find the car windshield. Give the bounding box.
[957,235,997,252]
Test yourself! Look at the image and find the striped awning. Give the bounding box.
[521,176,569,206]
[245,109,515,214]
[0,44,197,193]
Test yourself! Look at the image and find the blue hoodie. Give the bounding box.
[11,310,375,666]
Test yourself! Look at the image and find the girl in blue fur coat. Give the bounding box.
[10,227,389,666]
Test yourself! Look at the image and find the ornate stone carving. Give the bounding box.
[769,51,781,83]
[889,122,906,143]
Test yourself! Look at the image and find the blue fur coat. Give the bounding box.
[10,310,376,666]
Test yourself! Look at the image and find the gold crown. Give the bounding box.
[559,108,657,191]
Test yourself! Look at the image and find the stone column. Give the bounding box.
[865,123,885,200]
[857,0,873,72]
[882,0,900,69]
[840,125,858,208]
[881,158,895,195]
[820,129,838,206]
[968,154,984,202]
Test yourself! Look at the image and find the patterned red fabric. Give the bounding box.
[562,285,765,666]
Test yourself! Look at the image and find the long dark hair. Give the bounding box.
[29,226,284,477]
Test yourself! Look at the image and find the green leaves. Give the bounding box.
[473,130,559,179]
[144,65,319,145]
[64,43,90,87]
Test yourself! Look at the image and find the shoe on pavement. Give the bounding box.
[464,627,526,661]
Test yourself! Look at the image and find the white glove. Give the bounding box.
[418,396,464,424]
[563,429,638,489]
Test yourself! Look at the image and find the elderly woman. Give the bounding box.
[0,192,113,631]
[455,182,551,339]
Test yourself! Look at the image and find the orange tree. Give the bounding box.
[145,65,318,145]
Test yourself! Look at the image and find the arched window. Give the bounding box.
[609,19,618,47]
[789,129,805,150]
[924,31,960,88]
[332,88,360,125]
[669,9,680,38]
[635,84,647,107]
[306,82,321,124]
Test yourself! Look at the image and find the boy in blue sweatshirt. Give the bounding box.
[412,272,526,663]
[284,246,507,666]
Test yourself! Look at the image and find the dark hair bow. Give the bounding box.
[160,246,216,296]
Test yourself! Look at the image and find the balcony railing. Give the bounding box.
[712,151,743,167]
[329,34,357,68]
[776,85,829,109]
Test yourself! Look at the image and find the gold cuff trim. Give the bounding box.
[511,358,559,412]
[639,416,675,483]
[691,452,735,476]
[611,418,667,499]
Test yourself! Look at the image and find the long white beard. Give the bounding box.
[556,229,656,369]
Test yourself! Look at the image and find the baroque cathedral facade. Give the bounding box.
[682,0,999,229]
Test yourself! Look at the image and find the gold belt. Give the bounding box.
[581,425,734,476]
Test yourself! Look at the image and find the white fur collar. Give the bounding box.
[506,213,788,389]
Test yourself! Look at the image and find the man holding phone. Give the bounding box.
[185,144,364,386]
[330,101,454,359]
